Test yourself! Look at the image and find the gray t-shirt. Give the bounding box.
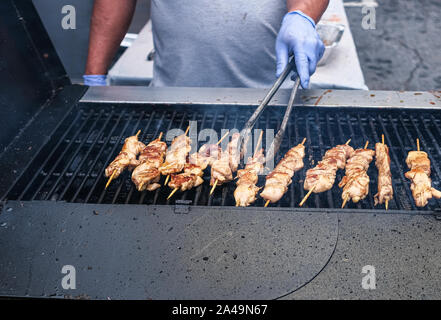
[150,0,287,88]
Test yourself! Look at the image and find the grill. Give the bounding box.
[3,102,441,213]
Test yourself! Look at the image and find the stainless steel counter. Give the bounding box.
[81,86,441,109]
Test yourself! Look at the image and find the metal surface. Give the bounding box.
[3,101,441,214]
[317,23,345,66]
[0,0,69,153]
[81,86,441,109]
[0,201,338,299]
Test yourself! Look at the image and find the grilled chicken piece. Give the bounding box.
[188,144,222,169]
[168,144,222,192]
[169,164,204,191]
[210,152,234,185]
[210,133,241,186]
[159,135,191,175]
[234,148,265,206]
[374,142,393,205]
[226,133,241,172]
[406,151,431,176]
[339,148,375,203]
[304,144,354,193]
[131,138,167,191]
[260,143,305,203]
[405,150,441,207]
[105,135,146,178]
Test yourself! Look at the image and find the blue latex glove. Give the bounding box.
[276,11,325,89]
[83,74,107,86]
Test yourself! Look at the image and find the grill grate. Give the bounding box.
[3,103,441,212]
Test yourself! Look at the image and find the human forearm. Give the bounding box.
[85,0,137,75]
[286,0,329,23]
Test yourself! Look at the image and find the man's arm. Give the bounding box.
[276,0,329,89]
[84,0,137,76]
[286,0,329,23]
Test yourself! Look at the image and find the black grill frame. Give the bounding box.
[2,101,441,213]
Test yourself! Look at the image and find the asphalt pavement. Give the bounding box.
[345,0,441,90]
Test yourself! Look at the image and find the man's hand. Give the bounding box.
[276,11,325,89]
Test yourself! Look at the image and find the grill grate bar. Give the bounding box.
[57,111,114,201]
[30,110,95,201]
[70,110,127,202]
[15,110,83,201]
[44,110,106,201]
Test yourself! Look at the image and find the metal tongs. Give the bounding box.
[241,57,300,161]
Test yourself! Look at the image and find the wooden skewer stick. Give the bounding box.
[105,171,116,189]
[364,141,369,149]
[167,188,178,200]
[164,174,170,186]
[301,138,307,145]
[216,131,230,145]
[264,200,270,207]
[184,126,190,136]
[299,185,316,207]
[210,179,218,195]
[345,139,351,145]
[157,132,163,141]
[254,130,264,157]
[341,196,349,208]
[382,134,385,145]
[385,200,389,210]
[136,130,141,138]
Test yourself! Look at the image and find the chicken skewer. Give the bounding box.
[209,132,241,195]
[299,139,354,206]
[163,126,190,186]
[131,132,167,192]
[404,139,441,207]
[374,135,393,210]
[340,141,375,208]
[261,138,306,208]
[159,126,191,178]
[105,130,145,189]
[233,131,265,207]
[166,132,229,200]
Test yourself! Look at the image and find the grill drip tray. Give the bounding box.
[3,103,441,213]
